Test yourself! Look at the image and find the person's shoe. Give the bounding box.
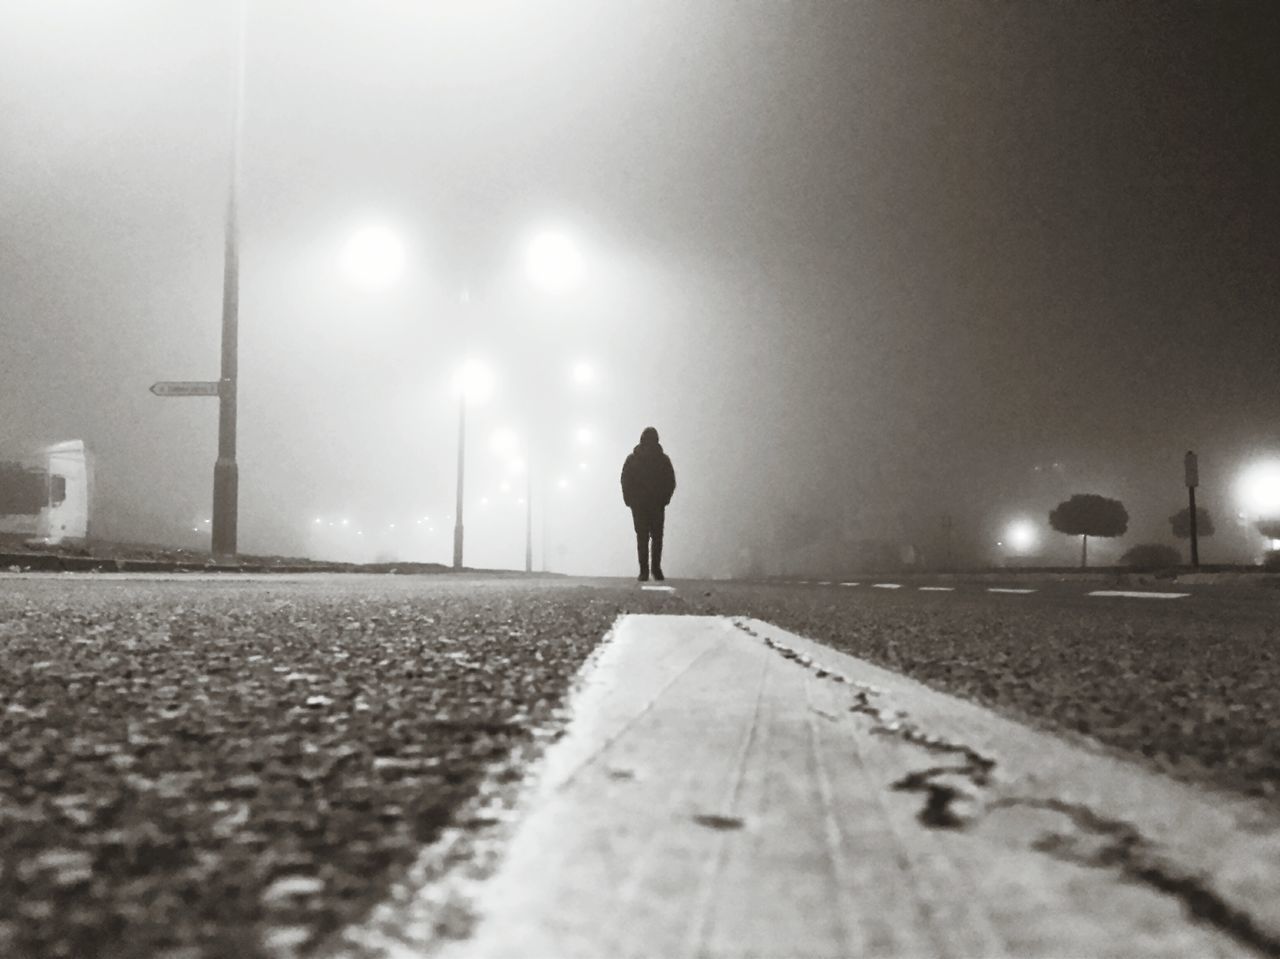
[653,567,665,581]
[638,570,649,582]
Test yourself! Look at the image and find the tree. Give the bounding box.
[1120,543,1181,568]
[1049,494,1129,567]
[1169,506,1215,540]
[1257,518,1280,542]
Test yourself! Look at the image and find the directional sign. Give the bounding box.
[150,381,220,397]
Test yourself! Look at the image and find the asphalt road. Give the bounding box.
[2,571,1277,958]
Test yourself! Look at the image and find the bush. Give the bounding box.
[1120,543,1181,568]
[1264,549,1280,571]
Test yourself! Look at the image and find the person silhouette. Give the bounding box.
[620,426,676,582]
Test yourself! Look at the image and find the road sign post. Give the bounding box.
[1185,451,1199,568]
[150,381,221,397]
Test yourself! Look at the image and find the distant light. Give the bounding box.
[500,481,511,493]
[388,523,395,529]
[480,497,490,506]
[508,457,527,475]
[526,229,584,294]
[578,461,588,471]
[313,517,323,525]
[557,477,569,490]
[341,223,406,291]
[455,359,496,404]
[490,428,520,456]
[571,361,596,387]
[517,497,526,505]
[1236,459,1280,518]
[575,426,592,444]
[341,519,350,527]
[1006,519,1038,553]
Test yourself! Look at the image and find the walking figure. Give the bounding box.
[620,426,676,582]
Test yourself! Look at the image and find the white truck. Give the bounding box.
[0,440,92,545]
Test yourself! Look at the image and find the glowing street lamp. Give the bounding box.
[525,229,584,295]
[451,360,496,569]
[1005,518,1038,555]
[340,223,407,291]
[1237,459,1280,519]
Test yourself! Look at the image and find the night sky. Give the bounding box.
[3,1,1278,573]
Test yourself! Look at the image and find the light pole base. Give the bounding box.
[212,458,238,559]
[453,524,463,570]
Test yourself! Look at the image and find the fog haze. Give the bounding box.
[3,1,1278,573]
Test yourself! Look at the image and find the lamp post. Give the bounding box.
[453,394,466,569]
[452,361,495,570]
[211,0,248,559]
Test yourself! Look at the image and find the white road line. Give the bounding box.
[817,581,833,586]
[872,583,902,589]
[839,582,859,587]
[987,588,1037,594]
[1088,590,1190,600]
[641,585,675,592]
[918,586,956,592]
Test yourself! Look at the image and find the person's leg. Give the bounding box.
[631,507,650,581]
[651,506,665,580]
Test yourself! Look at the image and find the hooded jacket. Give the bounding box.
[621,430,676,509]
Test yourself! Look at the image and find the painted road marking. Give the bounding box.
[1088,590,1190,600]
[987,587,1037,594]
[919,586,956,592]
[414,614,1273,959]
[839,582,859,587]
[641,585,675,592]
[817,580,833,586]
[872,583,902,589]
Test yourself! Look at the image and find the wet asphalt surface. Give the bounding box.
[1,572,1278,957]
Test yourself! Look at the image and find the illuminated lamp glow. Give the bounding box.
[340,223,406,291]
[525,230,584,294]
[1237,459,1280,518]
[1006,518,1038,552]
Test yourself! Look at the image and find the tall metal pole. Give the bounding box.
[524,456,533,573]
[1188,486,1200,568]
[212,0,247,559]
[541,471,548,572]
[453,395,466,569]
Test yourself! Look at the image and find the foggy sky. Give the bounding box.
[3,1,1279,573]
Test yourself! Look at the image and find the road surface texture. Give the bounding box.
[1,572,1277,957]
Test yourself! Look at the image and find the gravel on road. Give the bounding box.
[686,582,1280,807]
[0,575,670,959]
[4,573,1279,958]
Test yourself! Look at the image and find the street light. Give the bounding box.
[451,360,495,569]
[211,0,248,559]
[525,229,584,295]
[341,223,407,291]
[1237,459,1280,518]
[1005,518,1038,554]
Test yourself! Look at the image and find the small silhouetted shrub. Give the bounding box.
[1263,549,1280,571]
[1120,543,1181,568]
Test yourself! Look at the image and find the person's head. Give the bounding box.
[639,426,659,446]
